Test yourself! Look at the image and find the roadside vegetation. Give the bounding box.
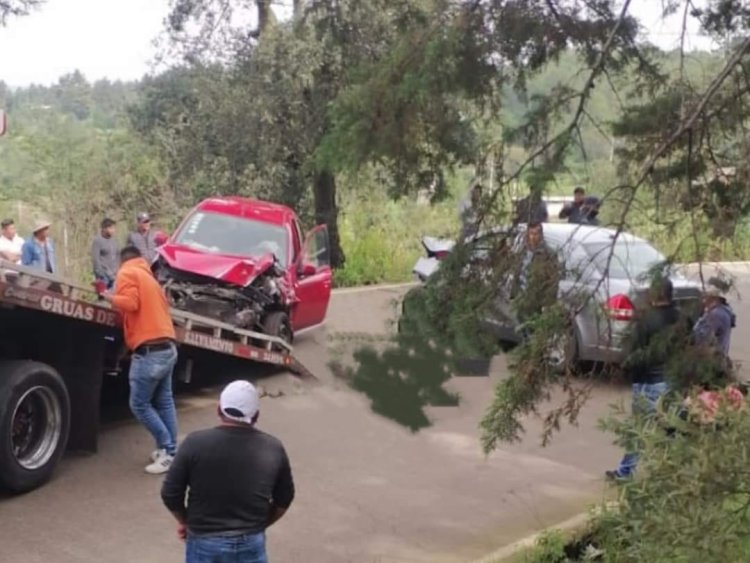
[4,2,750,559]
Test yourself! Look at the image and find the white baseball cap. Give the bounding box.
[219,380,259,424]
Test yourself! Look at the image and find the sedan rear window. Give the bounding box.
[583,241,666,280]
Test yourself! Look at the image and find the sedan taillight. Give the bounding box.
[604,294,635,321]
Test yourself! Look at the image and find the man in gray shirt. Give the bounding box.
[91,218,120,289]
[126,212,158,264]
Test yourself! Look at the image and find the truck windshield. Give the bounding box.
[583,241,666,280]
[174,211,288,265]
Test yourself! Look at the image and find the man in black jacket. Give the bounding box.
[161,380,295,563]
[606,277,680,480]
[558,187,601,225]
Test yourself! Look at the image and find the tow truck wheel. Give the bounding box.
[0,361,70,493]
[263,311,293,352]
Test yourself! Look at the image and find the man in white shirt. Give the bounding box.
[0,218,24,264]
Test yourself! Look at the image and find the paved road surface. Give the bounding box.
[1,278,748,563]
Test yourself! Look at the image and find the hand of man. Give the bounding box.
[177,522,187,541]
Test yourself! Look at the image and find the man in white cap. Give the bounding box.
[161,380,295,563]
[21,220,56,274]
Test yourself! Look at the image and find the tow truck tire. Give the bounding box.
[263,311,293,351]
[0,361,70,493]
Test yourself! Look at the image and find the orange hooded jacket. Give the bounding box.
[111,257,175,351]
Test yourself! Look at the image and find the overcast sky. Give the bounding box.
[0,0,715,87]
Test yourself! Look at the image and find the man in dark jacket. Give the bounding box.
[513,187,549,225]
[511,222,561,324]
[606,277,681,480]
[91,218,119,289]
[161,380,294,563]
[558,187,601,225]
[126,212,158,264]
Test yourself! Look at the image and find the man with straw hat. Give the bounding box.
[21,219,56,274]
[693,278,736,370]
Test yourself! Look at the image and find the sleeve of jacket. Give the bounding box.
[111,270,140,313]
[161,437,192,514]
[272,446,295,509]
[20,241,33,266]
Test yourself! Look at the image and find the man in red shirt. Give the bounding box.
[102,245,179,474]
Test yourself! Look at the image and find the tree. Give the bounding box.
[0,0,42,26]
[152,0,455,267]
[325,0,750,452]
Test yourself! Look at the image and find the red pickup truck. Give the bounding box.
[153,196,333,345]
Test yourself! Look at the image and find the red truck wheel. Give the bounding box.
[0,361,71,493]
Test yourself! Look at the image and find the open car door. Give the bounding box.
[291,224,332,331]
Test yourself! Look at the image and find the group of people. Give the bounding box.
[2,211,287,561]
[0,211,162,287]
[606,276,737,480]
[98,235,292,562]
[459,183,602,239]
[512,185,602,225]
[0,217,57,273]
[91,212,161,289]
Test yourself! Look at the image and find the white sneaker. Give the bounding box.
[149,450,160,463]
[145,449,173,475]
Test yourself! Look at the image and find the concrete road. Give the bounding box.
[4,274,747,563]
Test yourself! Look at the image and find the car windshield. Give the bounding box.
[174,211,288,265]
[583,240,666,280]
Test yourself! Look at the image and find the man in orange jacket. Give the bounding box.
[102,245,179,474]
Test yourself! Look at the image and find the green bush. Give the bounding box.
[334,196,458,287]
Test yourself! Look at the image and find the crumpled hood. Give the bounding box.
[157,243,276,287]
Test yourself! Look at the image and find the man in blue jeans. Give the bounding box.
[102,246,178,474]
[161,380,295,563]
[606,276,681,480]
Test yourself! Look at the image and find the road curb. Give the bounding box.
[471,502,618,563]
[332,281,418,295]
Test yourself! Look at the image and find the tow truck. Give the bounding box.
[0,260,319,494]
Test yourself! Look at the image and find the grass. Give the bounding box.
[334,196,458,287]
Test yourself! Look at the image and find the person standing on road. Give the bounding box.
[161,380,295,563]
[558,187,601,225]
[101,245,178,474]
[126,212,158,264]
[511,222,561,325]
[692,283,736,381]
[0,218,24,264]
[91,218,120,290]
[21,221,56,274]
[606,276,681,480]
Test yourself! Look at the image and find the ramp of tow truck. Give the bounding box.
[0,261,317,380]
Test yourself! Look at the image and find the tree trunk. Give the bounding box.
[313,169,345,268]
[293,0,304,19]
[256,0,271,34]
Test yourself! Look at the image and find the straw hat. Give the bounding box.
[32,220,51,234]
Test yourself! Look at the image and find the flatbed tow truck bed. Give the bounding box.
[0,261,316,493]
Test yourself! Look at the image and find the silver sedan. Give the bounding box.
[412,223,703,367]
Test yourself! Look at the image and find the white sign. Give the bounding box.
[0,110,6,137]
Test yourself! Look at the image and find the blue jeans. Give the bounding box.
[616,380,668,476]
[186,533,267,563]
[128,344,178,455]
